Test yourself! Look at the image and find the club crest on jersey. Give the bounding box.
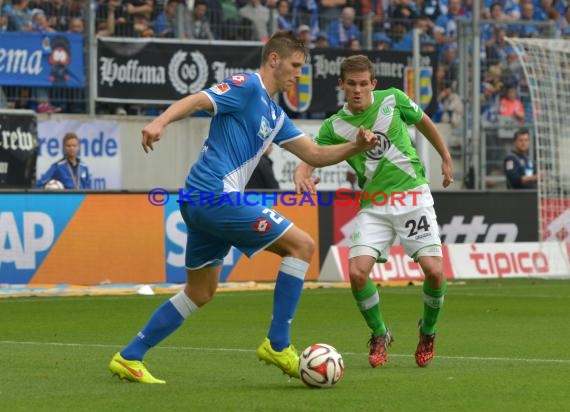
[253,217,272,234]
[210,82,231,95]
[282,63,312,113]
[229,74,247,86]
[403,66,433,110]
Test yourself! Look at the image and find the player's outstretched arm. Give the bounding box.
[284,126,377,168]
[415,114,454,188]
[141,92,213,153]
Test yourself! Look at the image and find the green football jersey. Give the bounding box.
[315,88,428,208]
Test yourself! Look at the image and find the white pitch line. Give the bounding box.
[1,340,569,364]
[447,293,570,299]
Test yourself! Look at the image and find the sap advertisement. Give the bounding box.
[0,193,319,285]
[0,194,85,284]
[37,120,121,189]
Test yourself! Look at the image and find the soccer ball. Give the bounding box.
[44,179,64,190]
[299,343,344,388]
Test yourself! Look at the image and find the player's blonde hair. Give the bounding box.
[261,30,307,65]
[340,55,375,81]
[63,132,79,144]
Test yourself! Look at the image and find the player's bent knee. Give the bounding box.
[348,271,369,290]
[292,234,315,261]
[348,255,377,289]
[348,267,370,283]
[288,231,315,261]
[184,286,216,307]
[273,227,315,261]
[418,253,444,280]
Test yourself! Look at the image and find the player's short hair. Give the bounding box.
[340,55,375,81]
[63,132,79,144]
[513,128,529,141]
[261,30,307,65]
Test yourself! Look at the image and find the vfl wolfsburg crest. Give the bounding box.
[283,63,312,112]
[403,67,433,110]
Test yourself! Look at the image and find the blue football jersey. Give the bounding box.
[185,72,304,194]
[34,159,91,189]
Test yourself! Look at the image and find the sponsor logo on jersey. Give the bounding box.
[257,116,272,140]
[505,159,514,170]
[366,131,391,160]
[210,82,231,95]
[253,217,272,234]
[282,63,312,112]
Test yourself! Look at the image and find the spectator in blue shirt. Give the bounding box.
[515,1,541,37]
[35,132,91,189]
[7,0,33,32]
[276,0,293,31]
[326,6,361,48]
[392,16,435,51]
[484,0,520,20]
[434,0,463,51]
[292,0,319,39]
[372,31,393,50]
[153,0,180,37]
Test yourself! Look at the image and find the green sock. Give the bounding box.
[352,279,387,337]
[422,279,447,335]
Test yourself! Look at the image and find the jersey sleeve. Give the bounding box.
[394,88,424,125]
[202,73,254,115]
[34,163,58,188]
[314,120,335,146]
[504,154,522,187]
[273,110,304,145]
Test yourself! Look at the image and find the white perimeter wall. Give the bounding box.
[40,114,462,191]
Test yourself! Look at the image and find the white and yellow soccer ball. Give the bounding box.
[299,343,344,388]
[44,179,65,190]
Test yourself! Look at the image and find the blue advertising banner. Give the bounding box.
[0,32,84,87]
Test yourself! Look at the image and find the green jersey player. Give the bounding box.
[295,55,454,368]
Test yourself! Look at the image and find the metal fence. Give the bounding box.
[456,19,556,189]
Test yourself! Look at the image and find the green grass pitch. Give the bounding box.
[1,279,569,411]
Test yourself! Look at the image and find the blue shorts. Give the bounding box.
[179,192,293,269]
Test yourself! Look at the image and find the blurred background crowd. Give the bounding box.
[1,0,569,121]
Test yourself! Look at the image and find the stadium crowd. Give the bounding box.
[1,0,569,118]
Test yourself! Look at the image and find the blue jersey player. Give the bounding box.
[109,31,378,384]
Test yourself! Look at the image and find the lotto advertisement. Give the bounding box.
[319,190,569,282]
